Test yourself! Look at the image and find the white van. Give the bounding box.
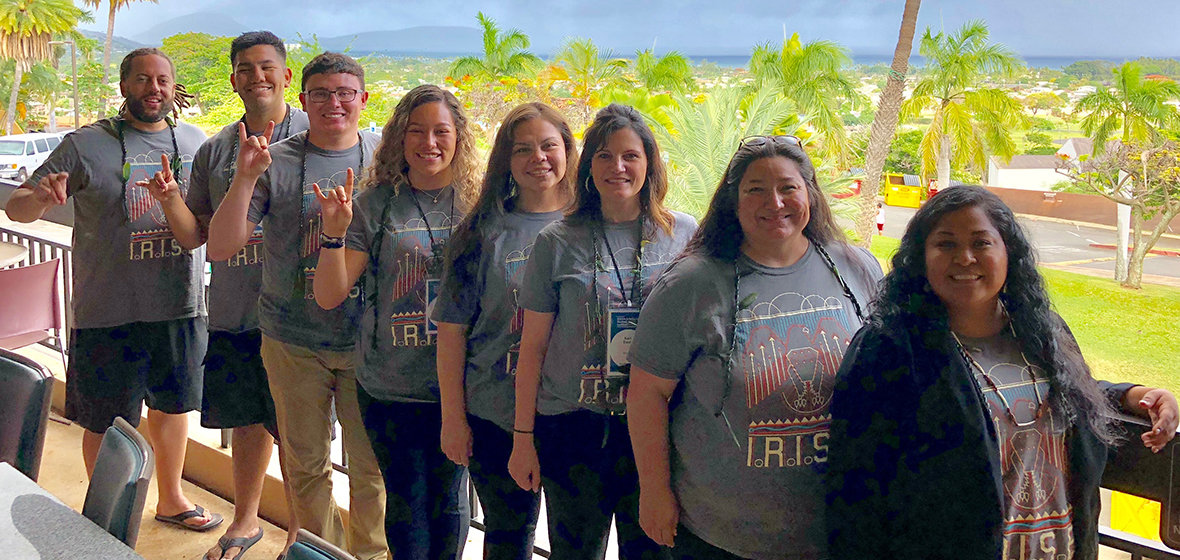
[0,132,66,183]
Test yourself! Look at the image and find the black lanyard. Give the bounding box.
[592,216,644,307]
[297,132,363,257]
[227,104,293,181]
[116,116,180,224]
[407,185,455,275]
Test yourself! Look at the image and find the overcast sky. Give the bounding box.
[74,0,1180,58]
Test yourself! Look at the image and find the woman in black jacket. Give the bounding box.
[826,185,1177,560]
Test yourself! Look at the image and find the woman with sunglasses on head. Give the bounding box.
[825,185,1177,560]
[507,103,697,560]
[313,84,481,560]
[626,135,883,560]
[430,102,578,560]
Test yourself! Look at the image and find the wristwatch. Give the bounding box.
[318,232,345,249]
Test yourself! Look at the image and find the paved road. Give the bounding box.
[880,204,1180,284]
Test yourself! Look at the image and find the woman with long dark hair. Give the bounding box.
[313,84,481,560]
[626,136,882,560]
[507,103,697,560]
[826,185,1177,560]
[431,102,577,560]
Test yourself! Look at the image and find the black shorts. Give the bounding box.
[65,316,207,433]
[200,329,279,439]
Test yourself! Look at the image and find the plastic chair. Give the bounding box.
[286,529,358,560]
[0,348,53,481]
[0,259,66,368]
[81,416,154,547]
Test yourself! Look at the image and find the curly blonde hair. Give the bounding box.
[363,84,480,209]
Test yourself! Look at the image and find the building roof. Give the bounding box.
[991,155,1063,170]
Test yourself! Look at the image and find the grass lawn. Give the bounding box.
[868,236,1179,394]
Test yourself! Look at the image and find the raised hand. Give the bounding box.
[32,172,69,206]
[138,153,179,203]
[236,120,275,180]
[313,167,354,237]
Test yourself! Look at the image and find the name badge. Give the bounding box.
[606,306,640,378]
[425,278,441,335]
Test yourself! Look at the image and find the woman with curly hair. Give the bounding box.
[431,102,578,560]
[313,84,481,560]
[508,103,698,560]
[826,185,1178,560]
[626,135,882,560]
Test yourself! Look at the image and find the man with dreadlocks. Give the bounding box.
[7,48,218,531]
[141,31,310,560]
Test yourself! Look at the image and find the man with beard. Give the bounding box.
[7,48,218,532]
[143,32,309,560]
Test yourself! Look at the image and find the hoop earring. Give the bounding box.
[584,176,594,192]
[507,175,518,198]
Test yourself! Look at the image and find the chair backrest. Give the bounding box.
[286,529,358,560]
[0,348,54,480]
[0,259,62,350]
[82,417,154,547]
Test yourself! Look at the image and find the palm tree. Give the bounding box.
[554,37,628,104]
[1,0,87,134]
[748,33,864,166]
[81,0,155,114]
[854,0,921,246]
[649,87,802,217]
[1073,61,1180,282]
[1076,62,1180,152]
[901,20,1024,194]
[448,12,541,84]
[632,49,694,94]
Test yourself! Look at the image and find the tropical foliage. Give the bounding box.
[1075,61,1180,152]
[901,20,1025,189]
[0,0,88,133]
[554,37,627,103]
[448,11,541,83]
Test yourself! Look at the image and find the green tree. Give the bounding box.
[1024,91,1065,115]
[632,49,694,93]
[1057,141,1180,288]
[1075,61,1180,153]
[748,33,864,166]
[554,37,627,103]
[649,87,803,218]
[81,0,155,113]
[901,20,1025,192]
[1,0,87,134]
[448,12,540,83]
[854,0,920,246]
[160,32,233,113]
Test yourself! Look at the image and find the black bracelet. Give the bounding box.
[513,428,533,434]
[318,231,345,249]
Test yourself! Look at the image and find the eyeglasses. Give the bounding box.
[304,87,360,103]
[738,135,803,149]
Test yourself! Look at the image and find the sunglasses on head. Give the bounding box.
[738,135,803,149]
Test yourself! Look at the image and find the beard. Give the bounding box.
[125,94,174,124]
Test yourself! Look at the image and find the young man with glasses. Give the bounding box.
[143,31,311,560]
[6,48,218,532]
[206,52,387,560]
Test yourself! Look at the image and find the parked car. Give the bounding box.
[0,132,66,183]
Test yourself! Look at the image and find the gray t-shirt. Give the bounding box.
[246,130,378,351]
[347,182,464,402]
[628,246,882,560]
[957,332,1074,560]
[28,118,208,329]
[519,212,697,416]
[187,107,309,332]
[431,209,565,431]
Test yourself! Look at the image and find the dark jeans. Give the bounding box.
[535,410,664,560]
[468,414,542,560]
[669,527,747,560]
[357,388,470,560]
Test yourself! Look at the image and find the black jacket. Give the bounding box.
[825,320,1132,560]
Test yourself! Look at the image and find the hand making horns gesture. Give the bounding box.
[235,120,275,180]
[313,167,355,238]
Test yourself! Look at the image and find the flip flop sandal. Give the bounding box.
[213,527,264,560]
[154,504,225,532]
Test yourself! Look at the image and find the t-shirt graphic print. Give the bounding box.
[737,290,854,469]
